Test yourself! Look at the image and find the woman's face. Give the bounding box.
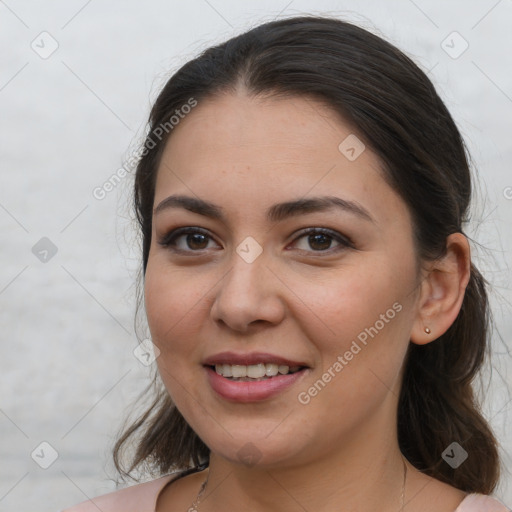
[144,92,423,468]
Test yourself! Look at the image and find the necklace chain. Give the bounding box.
[190,475,208,511]
[191,457,407,511]
[400,456,408,511]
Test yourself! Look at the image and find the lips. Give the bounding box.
[203,351,310,402]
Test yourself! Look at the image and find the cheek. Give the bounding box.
[294,258,414,353]
[144,262,208,408]
[343,264,414,364]
[144,261,206,359]
[290,257,417,421]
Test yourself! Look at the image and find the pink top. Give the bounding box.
[61,473,510,512]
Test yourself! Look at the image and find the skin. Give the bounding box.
[145,90,471,512]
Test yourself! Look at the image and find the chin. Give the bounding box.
[199,429,311,470]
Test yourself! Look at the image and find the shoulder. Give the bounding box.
[60,474,176,512]
[455,493,509,512]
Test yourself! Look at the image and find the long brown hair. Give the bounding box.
[113,15,500,492]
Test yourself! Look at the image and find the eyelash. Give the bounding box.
[157,226,354,255]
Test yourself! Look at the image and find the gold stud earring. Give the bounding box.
[424,327,431,334]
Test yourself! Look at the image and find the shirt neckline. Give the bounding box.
[153,474,507,512]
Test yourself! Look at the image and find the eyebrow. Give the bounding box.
[153,194,374,223]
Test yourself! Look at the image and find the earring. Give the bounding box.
[424,327,431,334]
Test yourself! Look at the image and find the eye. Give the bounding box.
[158,227,219,252]
[289,227,353,253]
[158,226,353,255]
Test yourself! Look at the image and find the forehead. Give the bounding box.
[154,92,411,230]
[162,92,355,164]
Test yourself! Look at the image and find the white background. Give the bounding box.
[0,1,511,511]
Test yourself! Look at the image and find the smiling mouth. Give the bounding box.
[207,363,306,381]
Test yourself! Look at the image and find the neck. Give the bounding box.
[199,419,407,512]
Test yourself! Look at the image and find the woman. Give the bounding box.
[62,15,509,512]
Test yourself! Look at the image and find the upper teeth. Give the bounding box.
[214,363,300,378]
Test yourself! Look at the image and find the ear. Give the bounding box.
[410,233,471,345]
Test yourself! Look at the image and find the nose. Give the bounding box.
[210,253,286,333]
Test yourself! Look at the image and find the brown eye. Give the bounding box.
[291,228,353,253]
[158,227,219,252]
[306,233,333,251]
[183,233,209,250]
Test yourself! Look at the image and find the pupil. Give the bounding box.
[309,233,331,250]
[188,233,208,249]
